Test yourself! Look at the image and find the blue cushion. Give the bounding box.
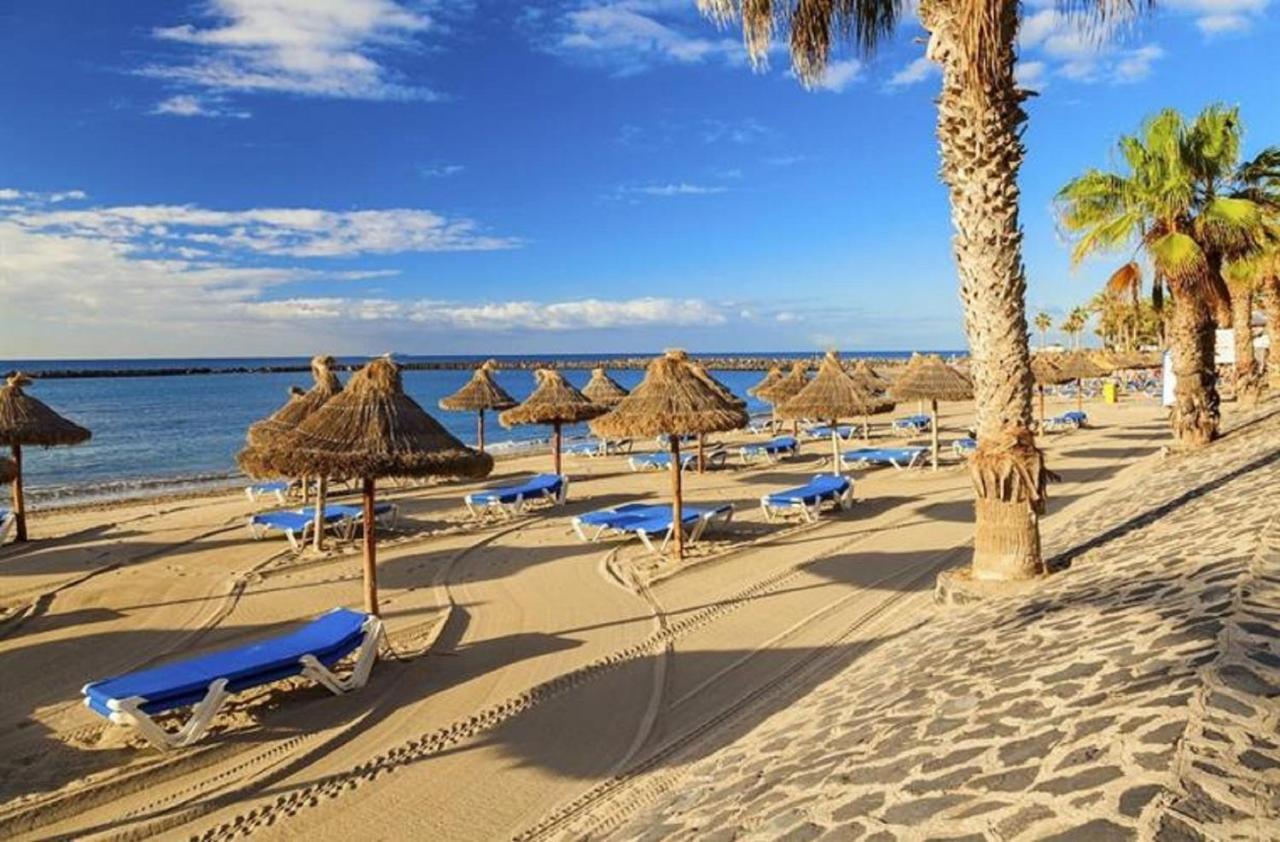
[843,448,925,462]
[767,475,850,506]
[468,473,563,504]
[84,609,369,717]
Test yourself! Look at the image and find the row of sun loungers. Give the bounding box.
[629,450,729,472]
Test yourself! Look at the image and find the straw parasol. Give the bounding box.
[500,369,604,475]
[779,351,895,474]
[890,355,974,470]
[242,355,343,551]
[0,457,16,485]
[248,357,492,615]
[591,350,748,560]
[582,367,629,407]
[0,373,91,542]
[1055,351,1108,413]
[439,360,516,455]
[1031,354,1071,429]
[748,365,783,398]
[846,359,893,439]
[690,361,746,472]
[758,361,811,436]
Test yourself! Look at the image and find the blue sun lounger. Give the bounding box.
[245,480,290,505]
[0,508,12,544]
[572,502,734,552]
[1045,410,1088,431]
[891,414,931,434]
[81,608,383,750]
[464,473,568,518]
[739,436,799,464]
[841,447,927,471]
[804,425,856,441]
[567,438,633,457]
[761,474,854,522]
[953,437,978,457]
[247,508,349,551]
[629,450,728,472]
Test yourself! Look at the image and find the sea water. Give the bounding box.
[0,353,944,508]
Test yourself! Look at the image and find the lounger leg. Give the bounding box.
[300,618,385,695]
[248,518,262,540]
[760,497,774,522]
[284,528,301,553]
[110,679,231,751]
[639,529,660,554]
[274,489,287,505]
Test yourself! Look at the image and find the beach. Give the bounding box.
[0,390,1194,840]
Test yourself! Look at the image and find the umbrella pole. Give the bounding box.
[11,444,25,543]
[1076,379,1084,414]
[697,434,705,474]
[863,413,870,442]
[362,477,379,617]
[831,421,841,477]
[312,476,328,552]
[477,409,485,454]
[553,421,562,476]
[930,398,939,472]
[670,435,683,560]
[1038,385,1046,430]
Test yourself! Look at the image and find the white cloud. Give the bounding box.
[774,311,800,323]
[151,94,250,118]
[139,0,441,103]
[810,59,862,93]
[1015,60,1048,89]
[542,1,743,74]
[1164,0,1269,34]
[418,163,465,178]
[7,202,516,258]
[617,182,727,197]
[1017,9,1164,84]
[762,155,805,167]
[886,56,937,89]
[0,188,87,204]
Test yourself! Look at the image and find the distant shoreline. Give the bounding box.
[1,352,964,380]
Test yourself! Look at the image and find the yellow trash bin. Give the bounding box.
[1102,381,1118,404]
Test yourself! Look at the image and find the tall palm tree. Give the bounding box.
[1034,312,1052,350]
[697,0,1145,582]
[1060,309,1087,350]
[1225,259,1260,405]
[1057,106,1271,447]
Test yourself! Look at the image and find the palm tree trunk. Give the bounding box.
[1263,276,1280,391]
[1170,293,1219,446]
[1232,285,1259,407]
[920,2,1045,581]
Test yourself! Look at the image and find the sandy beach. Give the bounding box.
[0,392,1179,840]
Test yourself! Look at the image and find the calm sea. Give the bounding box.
[0,353,950,508]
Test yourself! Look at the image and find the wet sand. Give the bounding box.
[0,394,1171,840]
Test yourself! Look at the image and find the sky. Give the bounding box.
[0,0,1277,359]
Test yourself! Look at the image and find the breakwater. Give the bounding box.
[2,354,939,381]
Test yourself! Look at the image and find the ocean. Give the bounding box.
[0,353,949,508]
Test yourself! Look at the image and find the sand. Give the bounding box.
[0,394,1173,840]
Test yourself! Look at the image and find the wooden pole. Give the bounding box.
[312,475,328,552]
[477,409,486,454]
[553,421,562,476]
[862,413,870,441]
[697,433,705,474]
[930,398,939,472]
[830,419,841,476]
[11,444,26,542]
[670,435,683,560]
[362,477,379,616]
[1038,385,1046,429]
[1076,379,1084,414]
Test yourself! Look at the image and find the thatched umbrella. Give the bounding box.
[1031,355,1071,428]
[500,369,604,475]
[1055,351,1107,413]
[846,359,894,439]
[759,361,810,437]
[591,350,748,560]
[748,364,784,432]
[0,373,91,542]
[439,360,516,455]
[247,357,492,615]
[779,351,894,474]
[890,355,973,470]
[242,355,343,550]
[582,367,629,407]
[690,361,746,473]
[0,457,16,486]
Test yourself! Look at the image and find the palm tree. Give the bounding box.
[1225,259,1261,405]
[1057,106,1272,447]
[1060,309,1087,350]
[1034,312,1052,350]
[695,1,1143,582]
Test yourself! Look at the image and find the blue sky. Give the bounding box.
[0,0,1276,359]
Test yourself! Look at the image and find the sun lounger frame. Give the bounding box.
[628,450,728,473]
[245,481,290,505]
[0,510,13,545]
[738,437,799,465]
[83,611,384,751]
[841,448,927,471]
[760,475,853,523]
[635,504,734,554]
[463,474,569,519]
